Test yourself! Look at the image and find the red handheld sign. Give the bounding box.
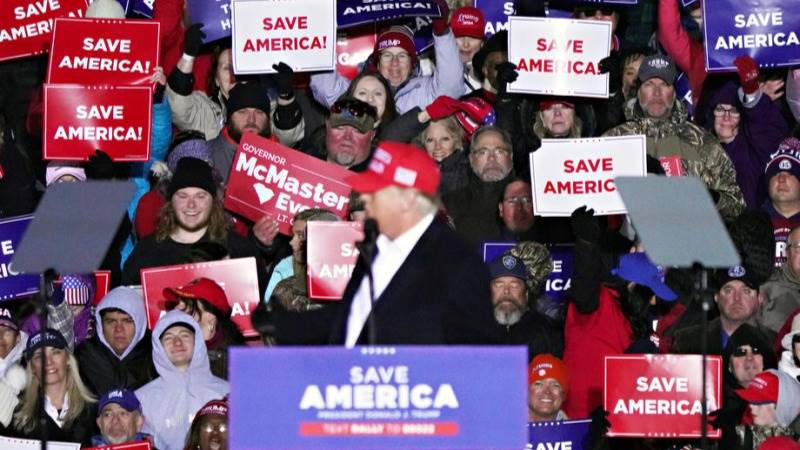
[0,0,87,63]
[335,25,376,80]
[93,270,110,306]
[306,221,364,300]
[140,258,261,338]
[223,133,353,234]
[604,354,722,438]
[47,18,161,86]
[85,441,152,450]
[43,84,152,161]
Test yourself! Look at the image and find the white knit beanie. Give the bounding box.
[86,0,126,19]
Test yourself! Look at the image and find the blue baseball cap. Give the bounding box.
[25,328,68,360]
[611,253,677,301]
[98,389,142,413]
[488,254,528,282]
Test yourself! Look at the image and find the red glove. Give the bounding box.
[431,0,450,36]
[734,55,760,95]
[425,96,462,120]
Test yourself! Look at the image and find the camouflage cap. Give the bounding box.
[508,241,553,293]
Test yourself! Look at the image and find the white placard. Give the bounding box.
[530,135,647,216]
[508,16,611,98]
[0,436,80,450]
[232,0,336,74]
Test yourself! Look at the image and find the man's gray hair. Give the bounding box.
[470,125,513,154]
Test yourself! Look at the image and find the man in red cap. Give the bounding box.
[735,369,800,447]
[333,141,498,346]
[528,354,570,422]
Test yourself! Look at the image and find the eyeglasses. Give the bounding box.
[331,99,378,121]
[379,51,411,64]
[472,147,510,158]
[503,196,533,206]
[713,106,740,117]
[202,423,227,433]
[732,346,762,357]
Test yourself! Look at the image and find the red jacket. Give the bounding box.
[658,0,706,105]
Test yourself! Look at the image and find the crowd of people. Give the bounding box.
[1,0,800,448]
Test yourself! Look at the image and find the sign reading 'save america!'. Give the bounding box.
[0,0,87,63]
[224,133,352,235]
[47,18,160,86]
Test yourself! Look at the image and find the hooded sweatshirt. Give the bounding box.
[0,331,27,427]
[75,287,156,396]
[136,311,229,450]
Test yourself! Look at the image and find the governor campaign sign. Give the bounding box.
[187,0,232,43]
[508,17,611,98]
[338,0,440,29]
[229,346,528,449]
[0,0,86,62]
[604,354,722,438]
[43,84,152,161]
[223,133,352,235]
[231,0,336,74]
[0,215,39,301]
[47,18,160,86]
[307,221,364,300]
[140,257,260,338]
[530,136,647,216]
[527,419,591,450]
[703,0,800,71]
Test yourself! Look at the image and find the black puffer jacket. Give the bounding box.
[75,333,156,396]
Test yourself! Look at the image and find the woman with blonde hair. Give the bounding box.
[12,328,96,445]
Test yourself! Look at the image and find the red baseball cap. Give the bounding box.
[736,371,780,405]
[346,141,440,195]
[539,97,575,111]
[162,277,231,315]
[450,7,486,39]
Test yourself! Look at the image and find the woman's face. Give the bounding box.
[289,219,308,264]
[199,415,228,450]
[456,36,483,65]
[352,76,387,119]
[713,104,740,143]
[622,56,644,98]
[31,346,68,386]
[541,105,575,137]
[0,326,19,360]
[176,299,217,341]
[424,121,459,162]
[215,49,235,98]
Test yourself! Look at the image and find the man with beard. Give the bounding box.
[209,81,273,184]
[122,158,267,292]
[444,126,515,250]
[488,254,563,359]
[90,389,153,447]
[324,98,377,171]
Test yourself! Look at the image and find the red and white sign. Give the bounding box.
[604,354,722,438]
[336,25,376,80]
[47,18,160,86]
[530,135,647,216]
[508,17,611,98]
[140,258,261,338]
[92,270,110,305]
[306,221,364,300]
[43,84,152,161]
[85,441,152,450]
[659,155,685,177]
[223,133,352,234]
[0,0,86,63]
[231,0,336,74]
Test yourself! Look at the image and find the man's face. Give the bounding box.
[326,124,375,168]
[540,104,575,137]
[491,276,528,325]
[227,107,269,143]
[528,378,565,421]
[160,326,195,370]
[715,280,761,324]
[457,36,483,65]
[97,403,144,445]
[483,51,508,91]
[750,403,778,427]
[729,345,764,387]
[0,326,19,360]
[172,187,213,233]
[469,131,513,182]
[499,181,534,232]
[638,78,675,119]
[769,172,800,205]
[786,229,800,277]
[101,310,136,357]
[377,47,412,87]
[359,186,407,240]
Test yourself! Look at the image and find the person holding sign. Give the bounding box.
[450,6,487,93]
[603,55,745,220]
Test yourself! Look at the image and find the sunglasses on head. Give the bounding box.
[732,346,762,357]
[331,99,378,120]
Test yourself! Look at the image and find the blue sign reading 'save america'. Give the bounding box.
[338,0,441,29]
[0,216,39,301]
[527,419,592,450]
[229,346,527,449]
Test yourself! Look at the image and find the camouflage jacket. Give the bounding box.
[603,98,745,220]
[735,424,797,449]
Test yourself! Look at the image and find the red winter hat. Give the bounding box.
[346,141,440,196]
[737,371,780,405]
[528,353,570,392]
[374,26,417,64]
[450,7,486,39]
[163,277,231,316]
[195,399,228,419]
[455,97,496,137]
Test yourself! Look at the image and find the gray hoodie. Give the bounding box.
[95,287,147,360]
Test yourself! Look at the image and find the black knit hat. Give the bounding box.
[472,30,508,82]
[167,157,217,199]
[225,81,270,118]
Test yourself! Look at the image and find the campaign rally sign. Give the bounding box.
[43,84,152,161]
[187,0,232,44]
[337,0,440,29]
[530,135,647,216]
[604,354,722,438]
[85,441,151,450]
[703,0,800,71]
[47,18,160,85]
[130,0,153,19]
[527,419,591,450]
[483,242,515,263]
[403,14,434,54]
[223,133,352,235]
[0,215,39,301]
[92,270,110,305]
[508,17,611,98]
[0,0,86,62]
[475,0,513,37]
[0,436,80,450]
[336,25,376,80]
[307,221,364,300]
[681,0,698,7]
[230,346,528,449]
[140,257,260,338]
[231,0,336,74]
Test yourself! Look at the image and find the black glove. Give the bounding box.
[183,23,206,57]
[272,62,295,99]
[708,407,740,431]
[646,155,665,175]
[708,189,721,204]
[495,61,518,94]
[583,407,610,449]
[153,83,166,104]
[85,149,115,180]
[599,51,622,93]
[571,205,601,243]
